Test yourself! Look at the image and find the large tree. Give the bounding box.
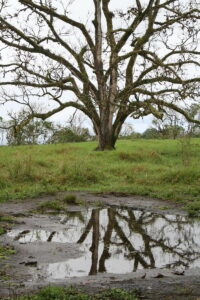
[0,0,200,150]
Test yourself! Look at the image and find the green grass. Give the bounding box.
[0,139,200,209]
[3,286,139,300]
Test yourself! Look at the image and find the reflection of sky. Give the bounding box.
[7,208,200,279]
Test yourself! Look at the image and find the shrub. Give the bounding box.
[62,194,78,205]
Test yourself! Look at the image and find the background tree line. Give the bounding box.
[0,103,200,145]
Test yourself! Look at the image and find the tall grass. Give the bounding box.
[0,139,200,204]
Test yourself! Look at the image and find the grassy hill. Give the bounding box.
[0,138,200,210]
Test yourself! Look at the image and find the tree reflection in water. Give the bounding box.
[73,208,200,275]
[7,207,200,277]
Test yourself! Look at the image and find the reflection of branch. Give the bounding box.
[77,213,93,244]
[113,216,149,270]
[115,209,200,270]
[47,231,56,242]
[14,230,30,241]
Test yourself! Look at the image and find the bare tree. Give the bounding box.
[1,0,200,150]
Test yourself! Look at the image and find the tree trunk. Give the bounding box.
[96,130,116,150]
[95,116,117,150]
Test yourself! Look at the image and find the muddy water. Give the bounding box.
[6,208,200,280]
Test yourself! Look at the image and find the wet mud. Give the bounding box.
[0,192,200,299]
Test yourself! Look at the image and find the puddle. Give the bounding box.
[7,208,200,279]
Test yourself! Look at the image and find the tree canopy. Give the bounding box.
[0,0,200,149]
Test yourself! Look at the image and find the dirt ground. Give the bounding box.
[0,191,200,300]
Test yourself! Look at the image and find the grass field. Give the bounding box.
[0,138,200,211]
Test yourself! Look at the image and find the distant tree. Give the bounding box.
[142,128,160,139]
[3,109,54,145]
[1,1,200,150]
[152,113,184,139]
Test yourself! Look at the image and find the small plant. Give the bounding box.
[37,200,64,212]
[62,194,78,205]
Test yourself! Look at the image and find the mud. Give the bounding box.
[0,192,200,300]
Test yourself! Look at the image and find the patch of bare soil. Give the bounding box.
[0,192,199,300]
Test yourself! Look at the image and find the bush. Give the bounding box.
[48,127,90,144]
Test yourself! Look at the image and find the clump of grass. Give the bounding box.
[8,156,36,182]
[0,215,15,222]
[37,200,64,212]
[186,201,200,217]
[0,245,16,260]
[62,194,78,205]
